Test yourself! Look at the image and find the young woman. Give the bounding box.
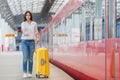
[21,11,39,78]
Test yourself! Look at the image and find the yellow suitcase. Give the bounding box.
[36,48,50,78]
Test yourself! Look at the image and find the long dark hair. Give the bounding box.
[24,11,33,21]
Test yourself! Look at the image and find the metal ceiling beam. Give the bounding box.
[48,0,53,4]
[0,0,16,30]
[40,0,55,18]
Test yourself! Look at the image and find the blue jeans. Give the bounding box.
[21,40,35,74]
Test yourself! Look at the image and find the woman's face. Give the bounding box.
[26,12,31,21]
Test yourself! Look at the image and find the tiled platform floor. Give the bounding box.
[0,51,74,80]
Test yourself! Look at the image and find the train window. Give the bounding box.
[53,26,58,45]
[58,22,63,44]
[58,25,60,44]
[53,16,73,45]
[66,16,72,44]
[79,1,94,41]
[53,24,59,45]
[86,23,90,41]
[80,7,86,41]
[65,19,70,44]
[116,18,120,38]
[93,0,104,40]
[61,20,66,44]
[102,19,105,39]
[64,19,69,44]
[102,0,105,39]
[108,0,114,38]
[57,19,67,44]
[71,10,81,43]
[86,16,93,41]
[116,0,120,38]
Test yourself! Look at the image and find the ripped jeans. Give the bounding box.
[21,40,35,74]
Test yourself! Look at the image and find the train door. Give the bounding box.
[105,0,114,80]
[105,0,120,80]
[115,0,120,79]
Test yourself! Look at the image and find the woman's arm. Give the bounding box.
[35,32,39,41]
[34,23,40,42]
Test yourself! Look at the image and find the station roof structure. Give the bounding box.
[0,0,69,30]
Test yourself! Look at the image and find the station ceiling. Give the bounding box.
[0,0,69,30]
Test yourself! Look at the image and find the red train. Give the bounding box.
[40,0,120,80]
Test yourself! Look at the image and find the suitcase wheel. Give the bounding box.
[36,74,40,78]
[44,76,49,78]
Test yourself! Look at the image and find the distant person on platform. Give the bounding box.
[21,11,39,78]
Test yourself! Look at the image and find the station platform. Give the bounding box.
[0,51,74,80]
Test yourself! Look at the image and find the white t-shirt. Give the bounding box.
[21,21,38,40]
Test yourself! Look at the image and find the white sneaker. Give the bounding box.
[28,73,32,78]
[23,73,27,78]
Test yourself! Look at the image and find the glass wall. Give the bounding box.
[53,0,106,45]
